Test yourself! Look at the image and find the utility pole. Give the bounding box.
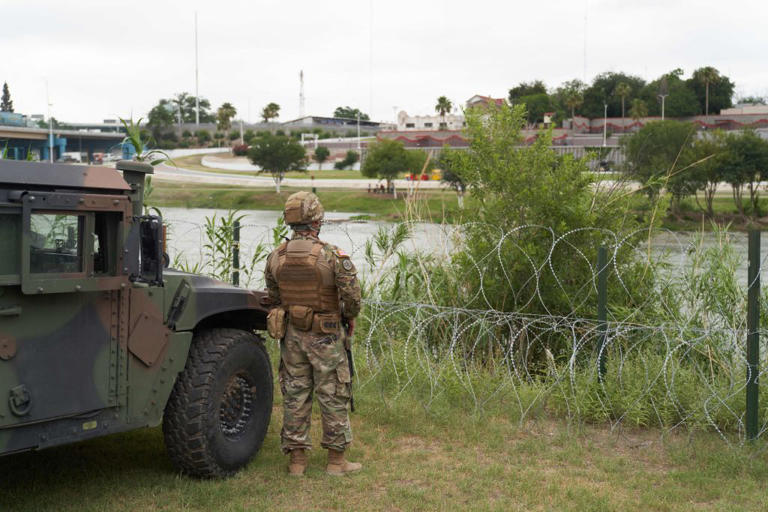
[239,119,244,145]
[195,11,200,126]
[46,79,53,163]
[299,70,305,118]
[602,102,607,146]
[357,112,361,153]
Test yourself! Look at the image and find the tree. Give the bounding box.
[216,102,237,132]
[628,98,648,131]
[361,139,424,189]
[334,150,359,170]
[261,102,280,122]
[614,82,632,131]
[582,72,646,118]
[1,82,13,112]
[638,71,699,118]
[688,67,734,116]
[435,96,453,128]
[736,96,766,105]
[314,146,330,170]
[147,99,176,140]
[195,129,211,144]
[719,130,768,217]
[247,133,306,193]
[689,132,726,218]
[333,106,369,120]
[621,120,698,210]
[168,92,215,123]
[444,101,644,323]
[438,146,466,208]
[508,80,547,103]
[553,79,587,119]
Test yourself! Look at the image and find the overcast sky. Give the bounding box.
[2,0,767,124]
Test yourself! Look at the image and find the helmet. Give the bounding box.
[284,191,324,226]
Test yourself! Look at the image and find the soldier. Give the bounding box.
[264,191,362,477]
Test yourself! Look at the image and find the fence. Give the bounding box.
[165,215,768,444]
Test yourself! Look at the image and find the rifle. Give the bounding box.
[342,317,355,413]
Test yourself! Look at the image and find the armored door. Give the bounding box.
[0,191,131,428]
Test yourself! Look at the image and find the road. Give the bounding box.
[154,161,445,190]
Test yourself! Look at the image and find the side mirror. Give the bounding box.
[128,215,163,285]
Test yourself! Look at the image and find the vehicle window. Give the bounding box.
[30,214,83,274]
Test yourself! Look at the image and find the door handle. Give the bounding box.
[0,306,22,317]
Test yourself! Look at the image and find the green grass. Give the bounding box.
[150,182,470,222]
[2,346,767,512]
[172,155,368,179]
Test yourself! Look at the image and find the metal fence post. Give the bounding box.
[232,220,240,287]
[746,230,760,441]
[597,246,608,381]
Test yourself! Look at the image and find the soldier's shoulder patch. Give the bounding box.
[335,247,349,258]
[342,259,354,271]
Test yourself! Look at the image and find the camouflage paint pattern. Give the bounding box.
[279,323,352,453]
[0,160,270,457]
[265,230,362,453]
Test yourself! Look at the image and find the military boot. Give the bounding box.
[326,449,362,475]
[288,449,308,476]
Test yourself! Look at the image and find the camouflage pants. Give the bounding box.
[279,323,352,453]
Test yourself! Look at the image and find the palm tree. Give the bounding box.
[628,98,648,132]
[698,67,720,116]
[216,102,237,132]
[434,96,453,129]
[564,91,583,118]
[614,82,631,132]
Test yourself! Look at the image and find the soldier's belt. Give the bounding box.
[287,305,340,334]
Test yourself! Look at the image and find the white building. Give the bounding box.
[396,110,465,131]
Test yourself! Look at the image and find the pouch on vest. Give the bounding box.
[314,313,340,334]
[289,305,314,331]
[267,307,287,340]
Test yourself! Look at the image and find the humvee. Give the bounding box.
[0,159,273,477]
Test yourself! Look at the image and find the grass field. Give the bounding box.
[2,346,767,512]
[170,155,367,180]
[150,182,468,222]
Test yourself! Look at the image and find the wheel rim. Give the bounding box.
[219,372,256,439]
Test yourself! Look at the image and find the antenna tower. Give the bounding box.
[299,70,305,118]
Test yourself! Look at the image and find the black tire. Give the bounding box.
[162,328,273,478]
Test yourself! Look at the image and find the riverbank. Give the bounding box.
[150,181,468,222]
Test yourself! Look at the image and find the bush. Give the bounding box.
[182,129,192,138]
[334,150,360,170]
[228,130,240,141]
[195,130,211,143]
[232,144,249,156]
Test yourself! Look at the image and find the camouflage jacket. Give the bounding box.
[264,232,361,319]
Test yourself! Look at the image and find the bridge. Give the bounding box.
[0,125,128,162]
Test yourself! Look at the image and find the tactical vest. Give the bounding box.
[275,239,340,313]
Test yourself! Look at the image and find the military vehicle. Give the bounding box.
[0,159,273,477]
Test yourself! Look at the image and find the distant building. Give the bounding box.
[465,95,507,109]
[281,115,389,131]
[396,110,465,131]
[720,103,768,116]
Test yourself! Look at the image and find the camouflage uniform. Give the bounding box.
[265,232,361,454]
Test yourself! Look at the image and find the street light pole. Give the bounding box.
[194,11,200,126]
[46,79,53,163]
[602,102,607,147]
[658,94,668,121]
[357,112,361,152]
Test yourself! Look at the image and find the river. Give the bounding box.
[162,207,765,287]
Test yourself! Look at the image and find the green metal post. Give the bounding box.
[597,246,608,381]
[746,230,760,441]
[232,220,240,287]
